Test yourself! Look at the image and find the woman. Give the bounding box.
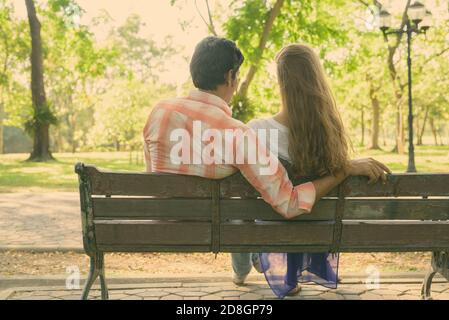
[246,44,390,298]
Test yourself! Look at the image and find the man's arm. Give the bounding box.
[230,127,317,219]
[231,127,391,219]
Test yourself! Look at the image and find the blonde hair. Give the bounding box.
[276,44,351,177]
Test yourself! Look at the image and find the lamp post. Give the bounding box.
[378,1,432,173]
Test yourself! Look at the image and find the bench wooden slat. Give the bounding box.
[86,166,213,197]
[344,199,449,220]
[92,198,212,220]
[340,221,449,250]
[220,199,336,221]
[219,245,332,253]
[220,221,334,246]
[344,174,449,197]
[219,245,448,253]
[219,173,449,198]
[220,198,449,221]
[97,245,212,252]
[94,220,211,246]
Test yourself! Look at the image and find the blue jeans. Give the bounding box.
[231,253,260,277]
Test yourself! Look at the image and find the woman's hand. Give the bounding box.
[347,158,392,184]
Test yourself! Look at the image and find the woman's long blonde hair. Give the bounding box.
[276,44,351,177]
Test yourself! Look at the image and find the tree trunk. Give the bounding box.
[237,0,285,97]
[437,128,443,146]
[369,85,380,150]
[25,0,54,161]
[384,0,410,154]
[392,101,405,154]
[417,106,429,145]
[415,112,420,142]
[0,102,3,154]
[429,117,438,146]
[360,107,365,146]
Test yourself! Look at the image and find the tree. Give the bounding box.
[224,0,350,121]
[86,14,178,152]
[234,0,285,98]
[25,0,56,161]
[41,0,115,153]
[0,1,28,154]
[0,1,14,154]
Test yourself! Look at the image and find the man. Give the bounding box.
[143,36,389,287]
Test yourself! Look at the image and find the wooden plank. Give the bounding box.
[97,245,211,252]
[94,220,211,246]
[92,198,212,220]
[220,221,334,246]
[344,174,449,197]
[211,181,220,253]
[219,173,449,198]
[220,199,336,221]
[340,221,449,250]
[219,245,449,253]
[91,197,449,221]
[344,199,449,220]
[85,165,213,197]
[219,245,332,253]
[219,173,339,198]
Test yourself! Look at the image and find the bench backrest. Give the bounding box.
[75,163,449,255]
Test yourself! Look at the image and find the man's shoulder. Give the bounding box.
[153,96,187,108]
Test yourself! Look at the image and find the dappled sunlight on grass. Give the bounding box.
[0,152,145,192]
[354,145,449,173]
[0,145,448,192]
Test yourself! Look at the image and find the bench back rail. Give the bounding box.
[75,163,449,255]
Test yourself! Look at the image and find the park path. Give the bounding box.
[2,280,449,300]
[0,193,82,251]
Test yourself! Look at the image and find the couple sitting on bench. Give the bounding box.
[143,36,391,299]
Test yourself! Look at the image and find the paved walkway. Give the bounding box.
[0,193,82,251]
[2,279,449,300]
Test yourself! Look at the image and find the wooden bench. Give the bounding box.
[75,162,449,300]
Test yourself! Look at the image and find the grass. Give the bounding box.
[0,145,448,192]
[0,152,145,193]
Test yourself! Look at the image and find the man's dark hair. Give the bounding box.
[190,36,244,91]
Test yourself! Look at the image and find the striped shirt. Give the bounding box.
[143,89,316,219]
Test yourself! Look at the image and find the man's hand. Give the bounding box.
[347,158,392,184]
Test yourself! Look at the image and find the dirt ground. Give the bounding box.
[0,251,431,277]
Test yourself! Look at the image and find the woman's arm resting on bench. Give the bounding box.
[312,158,392,201]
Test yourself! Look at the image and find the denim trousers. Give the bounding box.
[231,253,260,277]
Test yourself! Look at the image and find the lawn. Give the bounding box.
[0,151,145,193]
[0,145,448,192]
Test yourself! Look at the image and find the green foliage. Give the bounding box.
[225,0,348,65]
[230,93,256,123]
[87,79,176,151]
[2,0,449,156]
[24,103,58,136]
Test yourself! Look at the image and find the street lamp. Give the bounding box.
[378,1,432,173]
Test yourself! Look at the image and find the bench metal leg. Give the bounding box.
[81,252,108,300]
[421,251,449,300]
[98,253,109,300]
[421,269,437,300]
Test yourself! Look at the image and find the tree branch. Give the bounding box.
[194,0,217,36]
[237,0,285,97]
